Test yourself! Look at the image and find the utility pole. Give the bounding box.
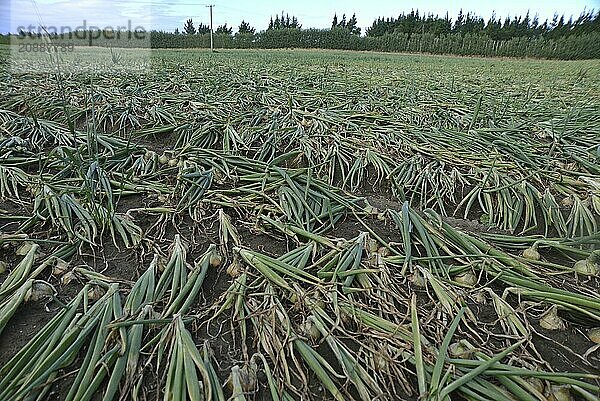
[207,4,214,52]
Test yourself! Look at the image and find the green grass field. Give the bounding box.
[0,47,599,401]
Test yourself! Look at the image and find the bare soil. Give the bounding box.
[1,192,599,400]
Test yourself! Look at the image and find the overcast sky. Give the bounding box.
[1,0,598,34]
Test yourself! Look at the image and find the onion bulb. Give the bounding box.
[372,353,388,371]
[454,271,477,287]
[588,327,600,344]
[209,253,223,268]
[364,205,378,215]
[240,362,258,393]
[227,361,258,394]
[367,239,378,253]
[560,196,574,207]
[522,243,540,261]
[158,154,169,165]
[526,377,544,394]
[226,259,241,277]
[449,342,473,358]
[377,247,391,257]
[473,291,486,304]
[573,251,600,276]
[87,286,104,301]
[168,158,178,167]
[546,386,573,401]
[410,270,426,287]
[0,261,7,274]
[539,306,565,330]
[52,258,69,276]
[573,259,599,276]
[302,317,321,341]
[61,271,76,286]
[25,281,55,302]
[340,309,352,325]
[143,150,155,161]
[157,256,167,272]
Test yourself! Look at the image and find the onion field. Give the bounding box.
[0,48,599,401]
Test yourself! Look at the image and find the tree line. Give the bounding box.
[148,29,599,59]
[177,8,599,41]
[2,9,598,59]
[147,9,600,59]
[366,9,599,40]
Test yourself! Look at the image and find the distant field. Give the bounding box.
[0,47,599,401]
